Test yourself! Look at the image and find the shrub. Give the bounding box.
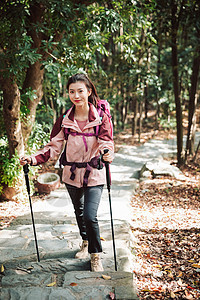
[0,140,21,195]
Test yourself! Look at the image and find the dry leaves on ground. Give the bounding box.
[131,163,200,299]
[0,193,46,230]
[0,199,29,229]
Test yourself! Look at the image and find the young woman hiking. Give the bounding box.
[20,73,114,272]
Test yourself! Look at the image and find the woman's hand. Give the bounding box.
[20,156,32,166]
[102,149,114,163]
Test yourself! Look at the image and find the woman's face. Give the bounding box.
[68,81,91,108]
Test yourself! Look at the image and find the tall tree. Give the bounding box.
[0,0,94,198]
[170,0,184,165]
[185,1,200,160]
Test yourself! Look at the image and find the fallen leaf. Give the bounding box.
[16,267,31,274]
[168,271,174,279]
[102,274,111,280]
[46,281,56,287]
[187,286,195,290]
[142,288,151,292]
[174,288,182,293]
[151,287,163,292]
[192,263,200,268]
[0,265,4,273]
[15,269,30,275]
[153,264,162,268]
[70,282,78,286]
[177,278,186,287]
[170,291,176,298]
[185,290,194,299]
[178,271,183,277]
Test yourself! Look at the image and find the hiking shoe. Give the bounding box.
[90,253,104,272]
[75,240,89,259]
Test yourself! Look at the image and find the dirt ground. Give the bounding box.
[131,160,200,300]
[115,124,200,299]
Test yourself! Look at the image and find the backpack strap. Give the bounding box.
[64,128,96,152]
[96,100,113,138]
[64,106,103,142]
[58,106,104,168]
[94,107,103,136]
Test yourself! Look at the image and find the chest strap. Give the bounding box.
[64,128,97,152]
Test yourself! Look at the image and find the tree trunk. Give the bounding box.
[155,38,161,130]
[138,101,143,143]
[0,78,24,200]
[132,98,138,136]
[185,46,200,161]
[120,83,127,130]
[2,78,24,158]
[22,62,44,144]
[144,47,151,119]
[171,1,184,165]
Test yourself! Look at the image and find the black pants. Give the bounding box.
[66,184,103,254]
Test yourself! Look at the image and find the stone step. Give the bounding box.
[0,215,138,299]
[0,216,135,273]
[1,267,138,300]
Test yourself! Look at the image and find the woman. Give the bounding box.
[20,73,114,272]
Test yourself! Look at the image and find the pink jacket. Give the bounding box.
[31,103,114,187]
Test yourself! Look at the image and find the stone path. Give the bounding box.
[0,132,199,299]
[0,155,139,299]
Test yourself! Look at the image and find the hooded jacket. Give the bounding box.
[31,103,114,187]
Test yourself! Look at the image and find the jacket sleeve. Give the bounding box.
[30,128,65,166]
[98,112,114,154]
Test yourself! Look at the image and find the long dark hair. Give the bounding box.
[67,73,100,107]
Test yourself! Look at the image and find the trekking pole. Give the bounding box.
[23,164,40,262]
[103,149,117,271]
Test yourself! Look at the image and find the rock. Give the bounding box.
[139,158,185,180]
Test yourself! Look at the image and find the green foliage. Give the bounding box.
[0,119,50,196]
[159,117,177,129]
[0,137,40,196]
[28,121,52,151]
[35,103,54,127]
[0,140,21,194]
[0,0,199,171]
[0,2,42,81]
[20,88,37,117]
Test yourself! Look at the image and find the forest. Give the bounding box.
[0,1,200,299]
[0,0,199,200]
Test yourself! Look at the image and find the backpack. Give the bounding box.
[96,100,113,138]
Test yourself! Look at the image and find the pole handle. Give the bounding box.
[103,149,111,190]
[23,163,29,174]
[23,164,31,195]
